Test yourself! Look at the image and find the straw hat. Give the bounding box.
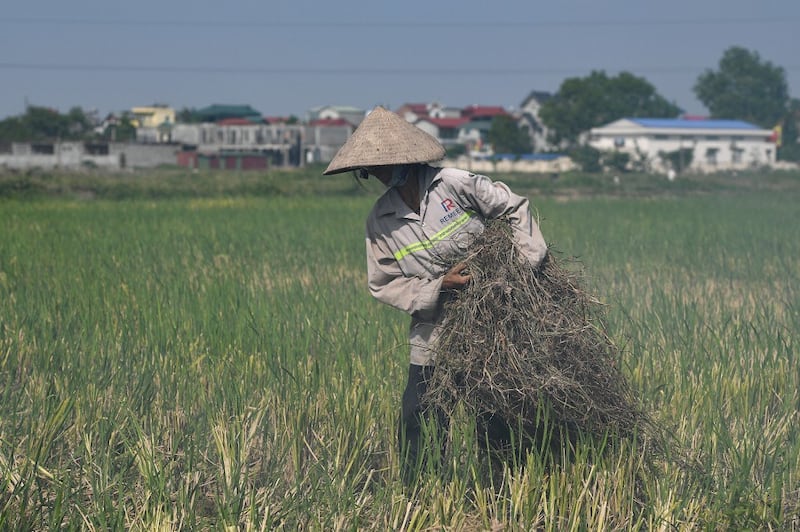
[323,106,446,175]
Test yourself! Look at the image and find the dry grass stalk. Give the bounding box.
[425,219,650,444]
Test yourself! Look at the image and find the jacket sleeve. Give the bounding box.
[366,231,443,320]
[449,171,548,266]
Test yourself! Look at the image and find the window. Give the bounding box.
[32,143,55,155]
[705,147,719,165]
[732,147,743,164]
[84,143,109,155]
[654,134,668,140]
[614,137,625,148]
[706,135,719,141]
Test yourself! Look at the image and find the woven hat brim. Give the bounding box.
[323,106,446,175]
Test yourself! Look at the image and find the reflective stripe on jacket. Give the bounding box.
[365,165,547,366]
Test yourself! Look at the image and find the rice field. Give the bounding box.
[0,176,798,530]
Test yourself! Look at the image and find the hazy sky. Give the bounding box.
[1,0,798,121]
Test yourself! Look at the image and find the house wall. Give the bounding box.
[302,124,352,164]
[446,155,576,174]
[172,121,354,167]
[590,132,776,173]
[0,142,177,170]
[131,106,176,128]
[309,106,365,126]
[519,103,551,152]
[171,123,303,166]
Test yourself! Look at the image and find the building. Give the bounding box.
[414,117,471,149]
[304,118,355,165]
[131,105,176,143]
[588,118,777,174]
[396,102,461,122]
[395,102,514,152]
[172,119,304,168]
[306,105,366,127]
[0,141,177,170]
[518,91,554,152]
[192,104,262,123]
[459,105,509,142]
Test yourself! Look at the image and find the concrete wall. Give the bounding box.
[445,155,576,174]
[0,142,177,170]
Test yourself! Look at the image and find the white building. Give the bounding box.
[588,118,777,174]
[518,91,554,152]
[305,106,366,127]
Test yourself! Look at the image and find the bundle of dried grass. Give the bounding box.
[425,219,651,445]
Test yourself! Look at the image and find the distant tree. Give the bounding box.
[0,105,92,141]
[694,46,789,128]
[64,107,92,138]
[602,151,631,173]
[540,70,682,147]
[568,145,602,173]
[24,106,70,140]
[658,148,695,173]
[0,115,29,143]
[177,107,199,123]
[445,143,467,158]
[114,114,138,142]
[487,115,531,154]
[777,97,800,162]
[286,115,300,125]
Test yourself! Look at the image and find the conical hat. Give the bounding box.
[323,106,446,175]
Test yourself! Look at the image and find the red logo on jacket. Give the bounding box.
[441,198,456,212]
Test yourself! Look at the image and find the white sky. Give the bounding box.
[1,0,798,120]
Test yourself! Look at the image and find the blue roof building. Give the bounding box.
[588,117,776,174]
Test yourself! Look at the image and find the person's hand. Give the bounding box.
[441,262,472,290]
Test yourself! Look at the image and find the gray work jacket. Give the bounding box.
[365,166,547,366]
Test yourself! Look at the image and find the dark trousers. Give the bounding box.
[398,364,517,483]
[398,364,447,482]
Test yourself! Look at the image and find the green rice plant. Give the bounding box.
[0,182,797,528]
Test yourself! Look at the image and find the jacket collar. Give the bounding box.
[374,166,441,219]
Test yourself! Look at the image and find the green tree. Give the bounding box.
[113,114,138,142]
[777,97,800,162]
[445,143,466,158]
[487,115,531,154]
[177,107,199,123]
[64,106,92,139]
[0,115,30,143]
[602,151,631,173]
[24,106,69,140]
[567,145,602,173]
[658,148,694,173]
[540,70,681,147]
[0,105,93,142]
[694,46,789,128]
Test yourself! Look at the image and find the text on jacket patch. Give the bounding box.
[439,200,464,224]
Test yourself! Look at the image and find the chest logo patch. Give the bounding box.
[441,198,456,212]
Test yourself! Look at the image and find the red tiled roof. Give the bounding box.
[263,116,290,124]
[462,105,508,118]
[420,117,469,128]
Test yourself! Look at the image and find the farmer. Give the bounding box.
[323,106,548,480]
